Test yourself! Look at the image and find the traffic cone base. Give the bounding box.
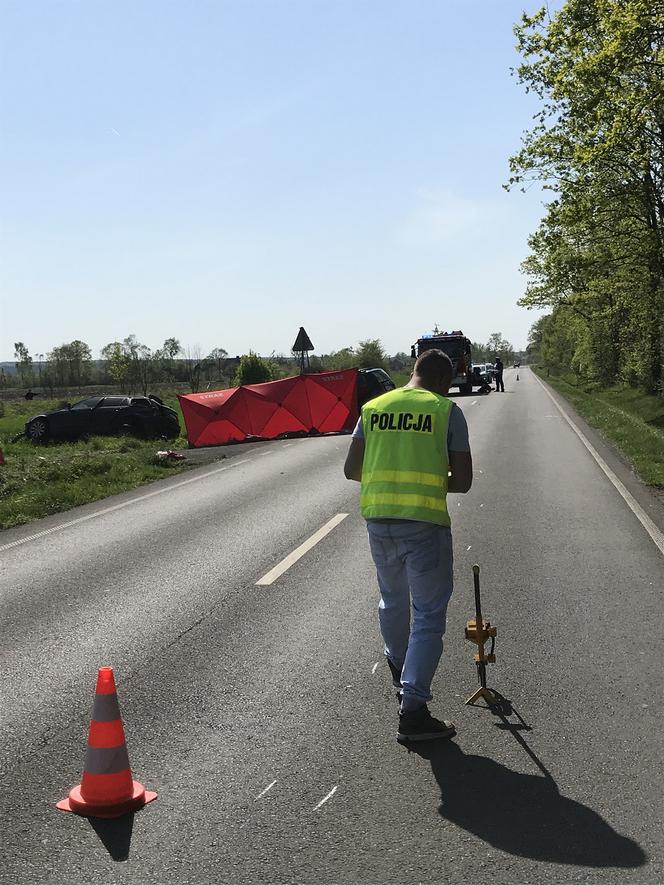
[57,667,157,820]
[57,780,157,819]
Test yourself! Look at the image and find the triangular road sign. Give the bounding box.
[292,327,314,352]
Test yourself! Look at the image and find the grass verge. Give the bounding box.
[533,369,664,488]
[0,396,194,530]
[390,370,412,387]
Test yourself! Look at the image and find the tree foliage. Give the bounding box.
[485,333,515,364]
[47,340,93,389]
[14,342,33,386]
[320,347,355,370]
[160,337,182,381]
[206,347,230,383]
[101,341,130,390]
[387,351,412,371]
[233,351,275,386]
[510,0,664,392]
[318,340,389,371]
[355,339,388,369]
[121,335,152,395]
[470,334,515,364]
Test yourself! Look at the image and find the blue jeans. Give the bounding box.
[367,520,454,711]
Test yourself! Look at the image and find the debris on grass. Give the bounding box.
[155,450,186,461]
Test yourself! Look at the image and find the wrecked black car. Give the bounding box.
[25,395,180,443]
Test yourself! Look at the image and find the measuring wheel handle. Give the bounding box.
[464,564,500,707]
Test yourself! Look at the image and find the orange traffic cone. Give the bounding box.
[57,667,157,818]
[516,373,519,381]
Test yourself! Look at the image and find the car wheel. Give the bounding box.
[27,417,49,442]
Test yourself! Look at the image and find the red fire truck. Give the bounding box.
[410,327,475,395]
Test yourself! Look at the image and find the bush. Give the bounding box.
[356,339,387,370]
[233,352,275,386]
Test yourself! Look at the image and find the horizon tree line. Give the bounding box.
[5,333,519,395]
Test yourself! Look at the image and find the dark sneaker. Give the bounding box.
[397,705,456,742]
[386,658,402,688]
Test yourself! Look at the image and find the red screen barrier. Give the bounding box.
[178,369,359,447]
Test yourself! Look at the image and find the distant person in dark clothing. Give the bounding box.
[494,358,504,392]
[25,389,35,400]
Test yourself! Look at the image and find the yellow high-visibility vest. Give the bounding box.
[360,387,453,526]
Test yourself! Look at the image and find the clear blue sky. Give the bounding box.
[1,1,556,361]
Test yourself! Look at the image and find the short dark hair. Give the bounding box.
[413,349,454,385]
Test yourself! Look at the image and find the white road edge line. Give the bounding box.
[533,372,664,556]
[255,780,277,799]
[371,662,379,674]
[471,400,478,406]
[256,513,348,586]
[313,786,338,810]
[0,458,253,554]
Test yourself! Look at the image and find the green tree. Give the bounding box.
[14,342,33,386]
[121,335,153,394]
[387,352,412,371]
[101,341,130,391]
[509,0,664,392]
[355,339,388,369]
[324,347,356,370]
[485,333,515,364]
[470,342,489,362]
[233,352,275,386]
[526,316,549,363]
[161,337,182,380]
[162,337,181,360]
[48,340,93,389]
[207,347,229,382]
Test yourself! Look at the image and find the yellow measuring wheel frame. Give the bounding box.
[465,564,501,707]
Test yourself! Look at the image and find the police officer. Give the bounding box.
[344,349,473,742]
[494,357,504,392]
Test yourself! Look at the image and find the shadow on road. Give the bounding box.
[88,812,134,861]
[408,739,646,869]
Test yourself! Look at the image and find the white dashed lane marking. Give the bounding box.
[255,514,349,586]
[255,780,277,799]
[313,786,338,810]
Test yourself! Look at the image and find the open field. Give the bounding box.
[0,395,195,530]
[533,369,664,488]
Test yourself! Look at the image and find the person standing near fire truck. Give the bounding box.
[493,357,505,392]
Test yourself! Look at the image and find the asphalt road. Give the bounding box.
[1,368,662,885]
